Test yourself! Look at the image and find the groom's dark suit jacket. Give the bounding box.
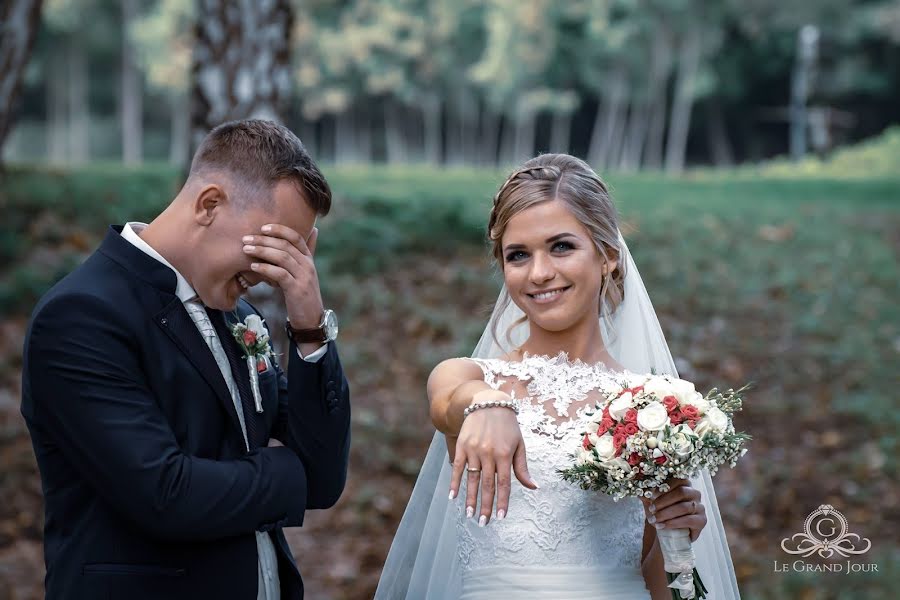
[20,225,351,600]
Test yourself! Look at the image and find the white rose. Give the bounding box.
[706,407,729,432]
[594,433,617,461]
[636,401,669,432]
[244,314,268,336]
[664,424,696,458]
[608,392,633,420]
[642,376,676,402]
[576,448,594,466]
[682,391,711,414]
[694,417,712,437]
[670,378,697,404]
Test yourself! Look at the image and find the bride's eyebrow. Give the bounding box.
[503,232,578,252]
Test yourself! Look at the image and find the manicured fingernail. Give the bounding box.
[648,514,656,524]
[250,263,259,270]
[262,225,272,232]
[478,515,487,527]
[242,236,253,243]
[497,510,506,520]
[466,506,474,519]
[649,503,656,513]
[243,245,255,252]
[449,490,457,500]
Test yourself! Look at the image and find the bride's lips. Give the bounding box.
[526,285,571,305]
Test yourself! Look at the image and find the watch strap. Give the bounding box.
[285,320,327,344]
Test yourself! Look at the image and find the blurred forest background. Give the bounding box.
[1,0,899,599]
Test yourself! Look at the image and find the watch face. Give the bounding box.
[323,310,339,341]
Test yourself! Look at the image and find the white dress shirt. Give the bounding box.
[122,222,324,599]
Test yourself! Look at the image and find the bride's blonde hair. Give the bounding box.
[487,153,626,348]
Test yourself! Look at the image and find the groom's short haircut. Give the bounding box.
[189,119,332,216]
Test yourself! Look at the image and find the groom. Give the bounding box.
[20,119,350,600]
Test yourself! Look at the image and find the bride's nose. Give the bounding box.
[529,252,556,284]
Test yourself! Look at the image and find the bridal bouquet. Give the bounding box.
[558,374,751,600]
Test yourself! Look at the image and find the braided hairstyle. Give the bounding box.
[487,153,626,348]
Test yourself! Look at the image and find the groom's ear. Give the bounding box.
[193,183,228,226]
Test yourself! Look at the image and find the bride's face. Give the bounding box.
[501,199,616,333]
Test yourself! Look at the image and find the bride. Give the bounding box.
[376,154,741,599]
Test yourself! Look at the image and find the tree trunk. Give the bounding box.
[645,94,667,170]
[191,0,294,158]
[121,0,143,165]
[422,94,442,165]
[0,0,43,163]
[623,33,670,171]
[169,90,190,166]
[47,48,68,164]
[334,109,354,164]
[498,113,518,166]
[664,31,702,174]
[512,111,536,163]
[587,66,627,169]
[706,97,734,166]
[458,90,478,165]
[549,110,572,154]
[384,100,405,164]
[479,104,500,165]
[68,36,90,164]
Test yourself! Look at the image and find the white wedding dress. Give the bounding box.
[455,353,651,599]
[375,231,741,599]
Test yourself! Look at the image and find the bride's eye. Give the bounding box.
[506,250,528,263]
[552,241,575,252]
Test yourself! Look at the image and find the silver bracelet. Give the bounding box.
[463,399,519,418]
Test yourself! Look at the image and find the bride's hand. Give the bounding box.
[641,478,707,542]
[449,404,538,526]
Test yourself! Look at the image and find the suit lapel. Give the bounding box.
[154,299,244,437]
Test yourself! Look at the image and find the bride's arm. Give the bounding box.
[427,358,507,458]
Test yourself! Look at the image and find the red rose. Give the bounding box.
[624,408,638,424]
[623,422,638,436]
[243,330,258,346]
[680,405,700,420]
[602,406,611,420]
[663,395,679,412]
[598,418,614,434]
[687,419,698,429]
[654,454,668,464]
[582,434,593,450]
[627,452,642,466]
[613,432,627,452]
[631,385,644,395]
[669,410,684,425]
[614,424,628,437]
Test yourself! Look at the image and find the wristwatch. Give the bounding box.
[285,309,339,344]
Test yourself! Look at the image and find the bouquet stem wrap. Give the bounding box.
[247,355,264,413]
[657,527,707,599]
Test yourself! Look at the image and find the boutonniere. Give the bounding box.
[230,314,274,413]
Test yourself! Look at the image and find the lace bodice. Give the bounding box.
[454,353,647,573]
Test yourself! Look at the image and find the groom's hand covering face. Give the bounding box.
[241,220,325,330]
[191,177,320,316]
